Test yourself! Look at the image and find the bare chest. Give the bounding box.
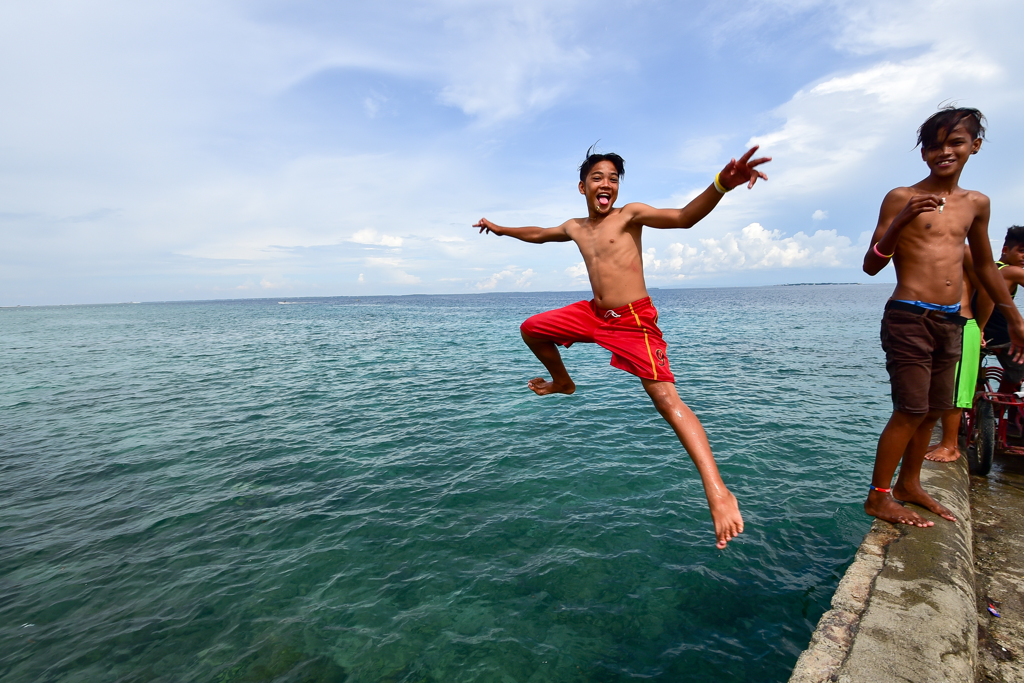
[900,207,971,253]
[570,222,639,260]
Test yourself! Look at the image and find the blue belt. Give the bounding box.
[885,300,966,326]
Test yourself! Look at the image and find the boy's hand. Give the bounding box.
[718,146,771,190]
[893,194,943,229]
[474,218,502,236]
[1008,320,1024,363]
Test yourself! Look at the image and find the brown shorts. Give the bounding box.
[880,305,964,414]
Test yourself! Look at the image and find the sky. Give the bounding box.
[3,0,1024,305]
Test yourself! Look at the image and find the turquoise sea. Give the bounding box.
[1,284,895,682]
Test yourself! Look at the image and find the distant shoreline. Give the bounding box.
[774,282,861,286]
[0,282,880,309]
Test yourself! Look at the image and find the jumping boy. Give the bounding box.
[863,107,1024,527]
[474,145,770,548]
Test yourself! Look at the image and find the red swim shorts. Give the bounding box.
[520,297,675,383]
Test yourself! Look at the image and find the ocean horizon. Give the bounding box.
[0,281,878,310]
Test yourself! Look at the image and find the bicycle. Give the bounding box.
[963,346,1024,475]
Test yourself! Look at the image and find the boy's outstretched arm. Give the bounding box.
[628,146,771,229]
[967,198,1024,360]
[863,189,942,275]
[474,218,572,243]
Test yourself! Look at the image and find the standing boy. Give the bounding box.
[974,226,1024,393]
[474,146,770,548]
[863,107,1024,527]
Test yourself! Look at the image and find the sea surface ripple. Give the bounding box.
[0,285,894,682]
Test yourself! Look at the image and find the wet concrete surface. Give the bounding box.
[789,454,977,683]
[790,426,1024,683]
[971,451,1024,682]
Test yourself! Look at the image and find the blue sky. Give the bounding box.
[3,0,1024,305]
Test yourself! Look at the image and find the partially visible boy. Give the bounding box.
[924,246,982,463]
[474,145,770,548]
[863,107,1024,527]
[974,226,1024,393]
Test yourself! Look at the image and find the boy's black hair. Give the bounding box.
[917,106,986,150]
[579,143,624,183]
[1003,225,1024,250]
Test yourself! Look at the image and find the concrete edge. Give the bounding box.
[788,456,976,683]
[787,521,900,682]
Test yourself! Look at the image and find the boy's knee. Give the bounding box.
[893,409,928,425]
[646,386,670,406]
[520,320,552,347]
[643,380,679,407]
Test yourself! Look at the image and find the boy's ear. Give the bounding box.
[971,137,982,155]
[579,181,586,195]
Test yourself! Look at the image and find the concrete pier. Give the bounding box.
[789,457,977,683]
[971,455,1024,682]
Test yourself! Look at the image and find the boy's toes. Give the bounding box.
[714,522,743,549]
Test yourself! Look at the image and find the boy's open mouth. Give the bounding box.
[597,193,611,207]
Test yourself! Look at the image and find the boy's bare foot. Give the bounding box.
[924,443,961,462]
[892,482,957,522]
[707,490,744,549]
[864,490,933,527]
[526,377,576,396]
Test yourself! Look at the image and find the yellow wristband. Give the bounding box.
[713,172,731,194]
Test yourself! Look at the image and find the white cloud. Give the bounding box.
[433,3,591,123]
[749,51,999,196]
[671,0,1021,245]
[363,93,386,118]
[812,209,828,220]
[149,152,463,263]
[832,0,964,54]
[476,265,533,290]
[565,261,587,279]
[643,223,858,279]
[260,277,285,289]
[350,229,403,248]
[365,256,420,284]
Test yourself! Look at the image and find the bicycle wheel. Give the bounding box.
[968,399,995,476]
